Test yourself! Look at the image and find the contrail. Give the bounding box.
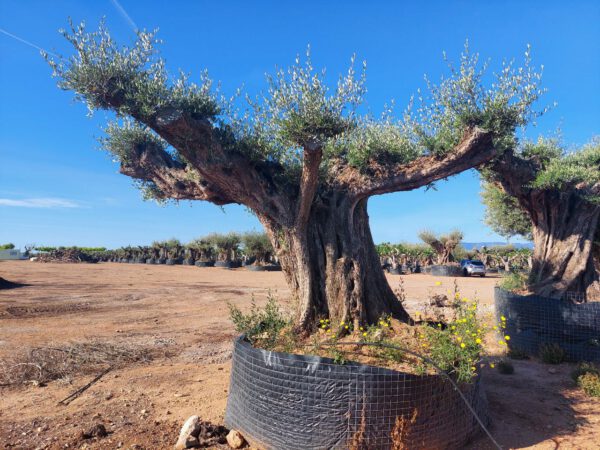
[109,0,138,33]
[0,27,58,57]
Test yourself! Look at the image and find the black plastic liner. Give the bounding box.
[426,265,463,277]
[166,258,183,265]
[215,261,241,268]
[225,337,488,450]
[195,260,215,267]
[495,288,600,361]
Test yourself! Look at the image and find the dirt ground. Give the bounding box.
[0,261,598,450]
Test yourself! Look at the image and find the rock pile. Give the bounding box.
[174,415,234,449]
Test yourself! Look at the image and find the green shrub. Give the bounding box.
[228,293,289,350]
[421,298,488,383]
[539,343,566,364]
[498,272,528,292]
[571,362,599,382]
[497,359,514,374]
[577,372,600,397]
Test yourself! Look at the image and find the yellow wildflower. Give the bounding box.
[505,335,511,341]
[460,343,466,348]
[435,281,442,286]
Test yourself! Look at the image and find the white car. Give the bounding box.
[460,259,486,277]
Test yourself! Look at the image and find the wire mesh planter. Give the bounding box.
[494,287,600,362]
[224,336,491,450]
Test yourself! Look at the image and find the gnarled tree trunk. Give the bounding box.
[260,192,410,332]
[493,151,600,301]
[528,190,600,299]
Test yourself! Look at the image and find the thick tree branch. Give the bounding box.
[337,127,496,199]
[490,150,537,208]
[134,107,293,224]
[119,139,233,204]
[295,144,323,228]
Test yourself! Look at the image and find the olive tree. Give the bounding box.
[47,22,545,331]
[207,233,241,262]
[188,237,215,262]
[242,232,273,265]
[418,230,464,265]
[483,137,600,299]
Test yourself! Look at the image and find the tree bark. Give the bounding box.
[527,190,600,299]
[259,192,411,332]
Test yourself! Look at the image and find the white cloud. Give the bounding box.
[0,198,81,208]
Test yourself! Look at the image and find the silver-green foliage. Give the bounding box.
[528,138,600,201]
[45,19,219,121]
[481,182,532,240]
[46,21,547,187]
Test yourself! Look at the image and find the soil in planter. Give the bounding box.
[231,296,489,384]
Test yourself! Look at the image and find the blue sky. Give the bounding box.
[1,0,599,249]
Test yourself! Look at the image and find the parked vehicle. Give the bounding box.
[460,259,486,277]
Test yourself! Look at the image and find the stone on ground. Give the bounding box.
[226,430,246,449]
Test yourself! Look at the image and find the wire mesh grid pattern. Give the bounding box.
[563,290,600,303]
[495,288,600,362]
[224,337,488,450]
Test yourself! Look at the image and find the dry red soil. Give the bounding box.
[0,261,598,449]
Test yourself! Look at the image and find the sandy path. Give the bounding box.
[0,261,598,449]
